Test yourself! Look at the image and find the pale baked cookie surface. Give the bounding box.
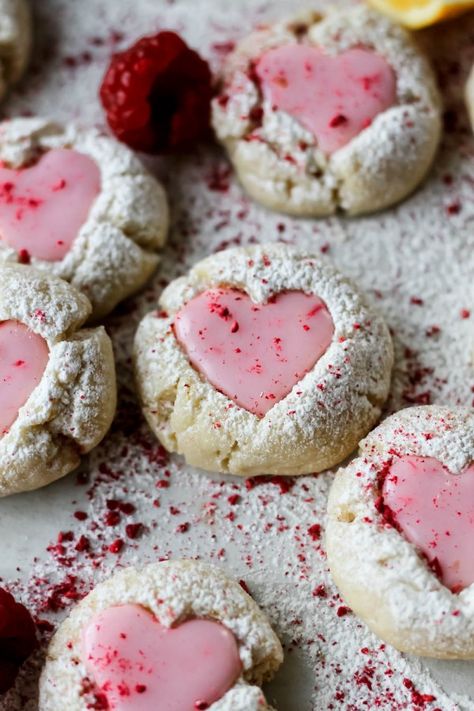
[0,0,31,101]
[212,5,441,217]
[466,64,474,132]
[0,117,169,319]
[0,265,116,496]
[326,405,474,659]
[134,243,393,477]
[39,559,283,710]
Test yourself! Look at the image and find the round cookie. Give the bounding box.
[0,0,31,101]
[326,405,474,658]
[212,5,441,216]
[0,264,116,496]
[39,559,283,710]
[0,117,169,320]
[134,243,393,476]
[466,64,474,132]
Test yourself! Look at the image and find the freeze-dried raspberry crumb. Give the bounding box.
[17,249,30,265]
[100,31,212,153]
[0,588,37,693]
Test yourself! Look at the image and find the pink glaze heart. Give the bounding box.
[0,148,101,262]
[382,455,474,592]
[0,320,49,437]
[173,288,334,417]
[82,604,242,711]
[255,45,396,154]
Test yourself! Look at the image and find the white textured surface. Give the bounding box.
[0,0,473,710]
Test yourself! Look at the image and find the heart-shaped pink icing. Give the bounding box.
[0,148,101,262]
[382,455,474,592]
[0,320,49,437]
[82,604,242,711]
[255,45,396,154]
[173,288,334,417]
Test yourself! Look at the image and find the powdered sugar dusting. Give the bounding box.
[0,0,473,709]
[0,265,116,496]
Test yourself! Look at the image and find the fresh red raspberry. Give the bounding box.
[0,588,37,693]
[100,31,212,154]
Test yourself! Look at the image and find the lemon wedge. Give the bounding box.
[367,0,474,28]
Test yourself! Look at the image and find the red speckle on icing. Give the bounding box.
[460,308,470,319]
[52,178,67,191]
[336,606,351,617]
[329,114,348,128]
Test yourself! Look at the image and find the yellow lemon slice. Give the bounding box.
[367,0,474,28]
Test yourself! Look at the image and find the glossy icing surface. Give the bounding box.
[0,320,49,437]
[0,148,101,261]
[82,604,242,710]
[256,45,396,153]
[174,288,334,416]
[383,455,474,592]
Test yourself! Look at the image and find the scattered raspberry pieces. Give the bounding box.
[17,249,30,265]
[109,539,124,554]
[307,524,321,541]
[0,588,37,693]
[125,523,143,539]
[100,31,212,153]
